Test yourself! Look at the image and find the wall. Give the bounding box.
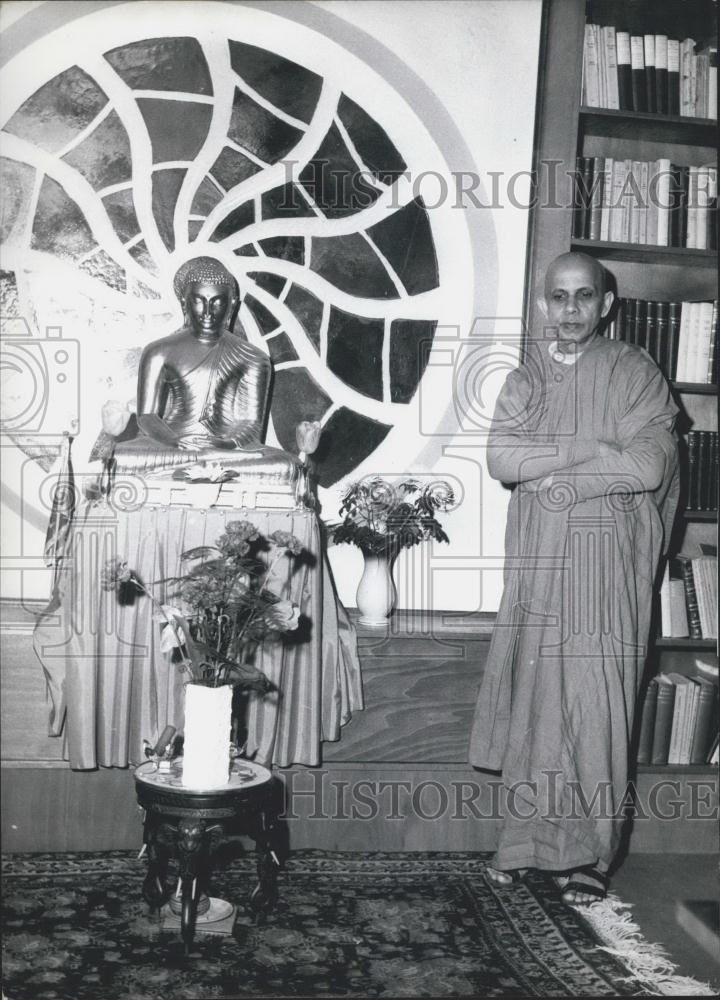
[0,0,542,614]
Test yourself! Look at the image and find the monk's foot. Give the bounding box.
[559,866,607,906]
[486,865,529,886]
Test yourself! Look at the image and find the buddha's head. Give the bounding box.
[173,257,239,341]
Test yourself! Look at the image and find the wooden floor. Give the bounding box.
[612,853,720,990]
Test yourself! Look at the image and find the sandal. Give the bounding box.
[560,866,607,905]
[485,865,528,886]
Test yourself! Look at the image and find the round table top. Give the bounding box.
[134,758,272,795]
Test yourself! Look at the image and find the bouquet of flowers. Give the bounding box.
[101,521,306,690]
[329,477,455,556]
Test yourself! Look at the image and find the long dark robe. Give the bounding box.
[469,335,679,872]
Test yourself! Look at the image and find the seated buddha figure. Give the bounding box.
[110,256,299,487]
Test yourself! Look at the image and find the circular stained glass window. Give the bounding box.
[1,11,471,486]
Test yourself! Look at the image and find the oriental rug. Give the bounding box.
[1,851,711,1000]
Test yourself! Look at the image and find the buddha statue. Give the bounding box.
[105,257,300,489]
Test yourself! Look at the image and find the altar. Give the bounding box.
[34,483,363,770]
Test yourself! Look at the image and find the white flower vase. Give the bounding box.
[182,683,233,788]
[356,550,397,626]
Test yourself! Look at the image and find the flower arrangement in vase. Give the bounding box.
[102,520,306,786]
[329,477,455,626]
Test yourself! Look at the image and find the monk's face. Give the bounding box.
[540,258,613,348]
[185,281,232,339]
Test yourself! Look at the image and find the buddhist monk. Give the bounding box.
[470,252,679,904]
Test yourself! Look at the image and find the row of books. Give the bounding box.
[660,555,718,640]
[582,24,718,119]
[604,299,718,386]
[637,672,718,765]
[573,157,717,249]
[686,432,719,513]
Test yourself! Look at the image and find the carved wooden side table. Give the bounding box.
[134,758,280,953]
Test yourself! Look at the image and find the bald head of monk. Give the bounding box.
[539,252,614,352]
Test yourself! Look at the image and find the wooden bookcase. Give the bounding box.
[525,0,718,777]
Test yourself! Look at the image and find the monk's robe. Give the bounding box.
[469,335,679,873]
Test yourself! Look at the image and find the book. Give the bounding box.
[676,165,690,247]
[668,163,686,247]
[668,301,681,379]
[668,579,690,637]
[708,47,718,119]
[620,158,633,241]
[680,678,701,764]
[686,166,699,248]
[686,432,699,510]
[694,556,718,638]
[599,156,614,241]
[633,298,646,350]
[689,50,698,116]
[654,159,672,246]
[655,35,669,114]
[676,301,693,382]
[616,31,633,111]
[659,565,689,637]
[603,26,619,110]
[689,678,718,764]
[667,39,680,115]
[651,674,677,764]
[667,673,694,765]
[637,678,658,765]
[696,51,708,119]
[678,555,702,637]
[577,156,596,239]
[645,300,658,362]
[707,167,717,251]
[624,297,637,345]
[684,301,703,384]
[697,435,712,510]
[609,159,628,242]
[693,301,715,383]
[695,164,712,251]
[655,301,669,376]
[598,23,608,108]
[711,433,719,510]
[631,36,646,112]
[644,35,657,113]
[588,156,605,241]
[706,300,717,384]
[629,159,644,243]
[680,38,696,116]
[583,24,601,107]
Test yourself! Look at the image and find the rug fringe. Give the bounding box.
[580,894,716,996]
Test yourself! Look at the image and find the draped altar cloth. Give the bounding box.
[33,499,363,769]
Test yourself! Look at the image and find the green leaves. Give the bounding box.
[329,477,454,555]
[109,520,307,690]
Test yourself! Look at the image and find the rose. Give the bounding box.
[101,400,133,437]
[264,600,300,632]
[296,420,321,458]
[268,530,304,555]
[100,557,133,591]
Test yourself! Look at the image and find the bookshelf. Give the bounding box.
[525,0,718,781]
